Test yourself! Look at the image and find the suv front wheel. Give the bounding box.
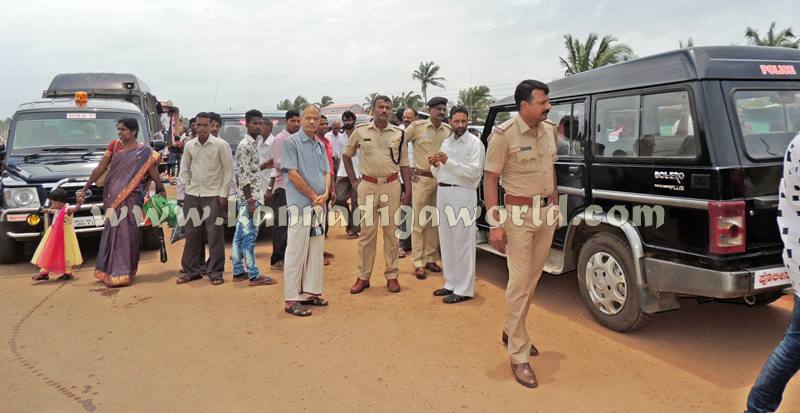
[577,232,650,332]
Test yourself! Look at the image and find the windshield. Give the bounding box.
[734,90,800,159]
[10,111,145,153]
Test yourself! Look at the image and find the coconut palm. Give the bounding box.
[412,61,446,104]
[277,95,309,111]
[559,33,634,76]
[318,95,334,108]
[679,38,695,48]
[457,85,494,124]
[391,91,424,112]
[363,93,378,113]
[745,22,799,48]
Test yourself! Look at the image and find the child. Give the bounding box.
[31,188,83,281]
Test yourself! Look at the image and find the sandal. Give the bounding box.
[443,294,473,304]
[303,296,329,306]
[176,274,202,284]
[57,274,74,281]
[32,273,49,281]
[346,233,359,239]
[211,278,225,286]
[433,288,453,296]
[285,302,312,317]
[324,257,332,266]
[398,250,406,258]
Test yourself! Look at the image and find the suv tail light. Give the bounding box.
[708,201,746,254]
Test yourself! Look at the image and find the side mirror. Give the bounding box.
[151,139,165,152]
[0,143,6,161]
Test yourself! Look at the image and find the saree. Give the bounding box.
[94,142,161,287]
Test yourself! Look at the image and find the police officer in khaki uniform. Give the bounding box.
[483,80,559,389]
[404,97,451,279]
[343,95,412,294]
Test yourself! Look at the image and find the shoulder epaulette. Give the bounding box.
[494,118,514,133]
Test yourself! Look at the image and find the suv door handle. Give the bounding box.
[568,166,581,173]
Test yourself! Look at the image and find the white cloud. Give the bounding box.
[0,0,797,118]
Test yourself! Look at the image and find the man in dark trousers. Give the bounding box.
[177,112,233,286]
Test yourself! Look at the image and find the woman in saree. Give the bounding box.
[77,118,165,287]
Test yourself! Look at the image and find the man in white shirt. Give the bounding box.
[397,108,418,256]
[326,119,346,175]
[333,111,361,238]
[430,105,485,303]
[257,117,276,204]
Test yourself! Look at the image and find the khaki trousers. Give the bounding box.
[284,207,325,301]
[503,204,557,364]
[357,180,400,280]
[411,175,440,268]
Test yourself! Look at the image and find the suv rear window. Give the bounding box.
[734,90,800,159]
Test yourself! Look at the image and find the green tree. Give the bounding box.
[391,91,424,111]
[679,38,695,48]
[559,33,634,76]
[457,85,494,124]
[318,95,334,107]
[363,92,378,113]
[412,61,446,104]
[277,95,310,111]
[745,22,799,48]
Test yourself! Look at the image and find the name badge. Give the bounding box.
[364,138,372,142]
[520,145,533,152]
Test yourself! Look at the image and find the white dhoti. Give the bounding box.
[436,185,477,297]
[284,207,325,301]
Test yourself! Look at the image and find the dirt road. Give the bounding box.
[1,224,798,412]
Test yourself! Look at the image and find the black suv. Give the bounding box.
[0,96,164,264]
[479,46,800,331]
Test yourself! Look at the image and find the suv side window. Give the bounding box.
[595,91,697,158]
[640,91,697,158]
[595,95,640,157]
[548,104,572,156]
[548,102,586,157]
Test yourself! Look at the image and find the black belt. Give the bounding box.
[438,183,461,188]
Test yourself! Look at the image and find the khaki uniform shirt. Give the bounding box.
[342,122,408,178]
[404,119,451,172]
[484,115,558,197]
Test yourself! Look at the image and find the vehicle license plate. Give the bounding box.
[73,215,103,228]
[753,267,791,290]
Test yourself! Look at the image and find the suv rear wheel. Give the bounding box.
[0,223,20,264]
[577,232,650,332]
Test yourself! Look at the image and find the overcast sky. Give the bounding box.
[0,0,798,119]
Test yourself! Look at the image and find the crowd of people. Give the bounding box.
[23,79,588,389]
[26,79,800,404]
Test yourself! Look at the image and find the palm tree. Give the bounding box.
[391,90,424,111]
[745,22,799,48]
[318,95,334,108]
[277,95,309,111]
[363,92,378,113]
[679,38,695,48]
[559,33,634,76]
[412,61,446,104]
[457,85,494,124]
